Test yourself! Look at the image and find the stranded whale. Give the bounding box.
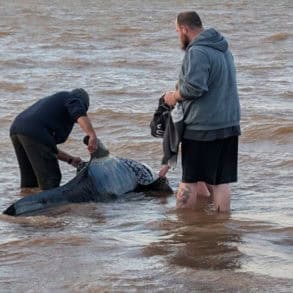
[3,137,172,216]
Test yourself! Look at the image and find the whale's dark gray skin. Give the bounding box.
[3,138,173,216]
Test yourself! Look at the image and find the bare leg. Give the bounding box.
[196,181,211,197]
[176,182,197,209]
[210,184,231,212]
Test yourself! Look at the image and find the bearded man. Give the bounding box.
[162,11,241,212]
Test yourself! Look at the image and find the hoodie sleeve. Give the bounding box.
[179,48,210,100]
[64,96,88,122]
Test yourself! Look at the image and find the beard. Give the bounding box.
[180,33,190,51]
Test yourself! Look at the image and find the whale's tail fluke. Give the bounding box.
[3,204,16,216]
[3,168,98,216]
[3,186,67,216]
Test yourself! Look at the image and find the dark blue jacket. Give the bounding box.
[10,91,89,153]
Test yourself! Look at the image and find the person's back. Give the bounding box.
[10,90,89,150]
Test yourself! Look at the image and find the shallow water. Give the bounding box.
[0,0,292,292]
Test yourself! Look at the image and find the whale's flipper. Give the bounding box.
[135,177,173,194]
[3,167,100,216]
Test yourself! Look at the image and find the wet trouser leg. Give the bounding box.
[10,135,61,190]
[11,135,38,188]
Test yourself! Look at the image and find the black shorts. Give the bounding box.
[181,136,238,185]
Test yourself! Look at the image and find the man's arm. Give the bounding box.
[165,49,209,107]
[77,116,97,153]
[57,149,82,168]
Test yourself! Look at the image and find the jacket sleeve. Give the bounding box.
[179,48,210,100]
[64,96,88,121]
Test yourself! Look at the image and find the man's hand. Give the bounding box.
[159,164,170,178]
[71,156,83,168]
[164,91,177,106]
[57,149,84,168]
[87,135,97,153]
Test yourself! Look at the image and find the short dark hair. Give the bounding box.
[177,11,202,28]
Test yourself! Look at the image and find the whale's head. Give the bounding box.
[83,136,110,159]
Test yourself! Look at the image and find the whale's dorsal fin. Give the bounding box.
[83,136,110,159]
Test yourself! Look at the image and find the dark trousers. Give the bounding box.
[11,134,61,190]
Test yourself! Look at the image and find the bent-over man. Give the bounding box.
[10,88,98,190]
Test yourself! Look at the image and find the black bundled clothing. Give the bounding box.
[150,96,184,168]
[150,95,171,138]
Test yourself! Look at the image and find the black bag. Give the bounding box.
[150,95,172,138]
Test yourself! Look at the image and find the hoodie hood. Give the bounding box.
[71,88,90,110]
[188,28,228,52]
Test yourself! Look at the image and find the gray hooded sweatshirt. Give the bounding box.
[179,28,241,138]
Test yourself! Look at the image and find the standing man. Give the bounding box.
[10,88,98,190]
[162,11,241,212]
